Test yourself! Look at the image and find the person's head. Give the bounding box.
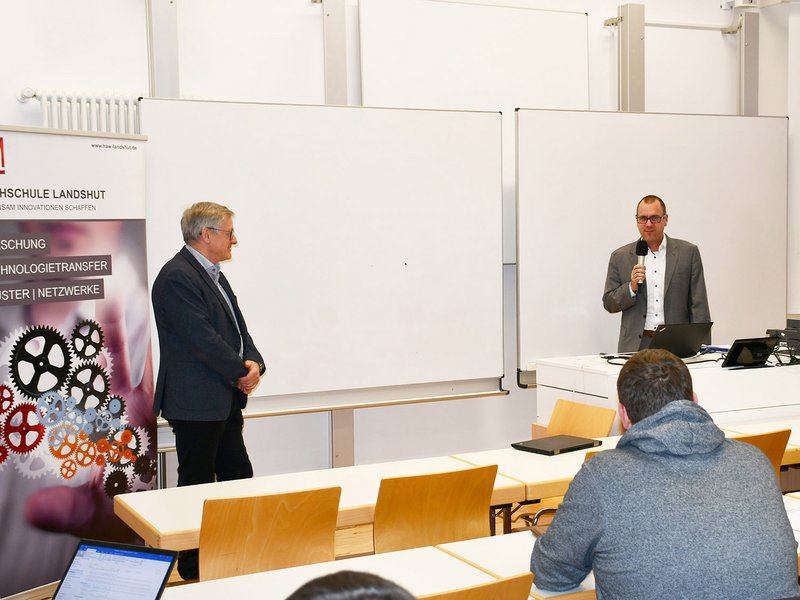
[635,194,668,249]
[180,201,237,263]
[616,348,695,428]
[285,570,415,600]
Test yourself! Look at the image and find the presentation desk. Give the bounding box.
[114,456,525,551]
[160,532,593,600]
[536,356,800,435]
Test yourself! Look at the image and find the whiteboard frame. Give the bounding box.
[516,108,788,370]
[141,98,505,402]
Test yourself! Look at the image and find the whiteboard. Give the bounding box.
[516,109,787,369]
[359,0,589,262]
[141,99,503,397]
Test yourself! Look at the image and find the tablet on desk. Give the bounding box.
[511,435,602,456]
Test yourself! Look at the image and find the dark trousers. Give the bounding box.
[169,399,253,487]
[168,399,253,579]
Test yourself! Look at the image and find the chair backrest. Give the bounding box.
[534,398,616,439]
[198,486,341,581]
[417,572,533,600]
[735,429,790,479]
[373,464,498,554]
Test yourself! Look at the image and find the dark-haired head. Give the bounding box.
[285,570,416,600]
[617,348,693,425]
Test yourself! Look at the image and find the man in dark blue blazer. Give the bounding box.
[152,201,264,579]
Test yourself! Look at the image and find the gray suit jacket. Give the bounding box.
[603,236,710,352]
[152,247,264,421]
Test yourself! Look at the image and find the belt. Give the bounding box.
[642,330,656,337]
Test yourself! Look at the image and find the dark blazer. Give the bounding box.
[152,247,264,421]
[603,236,711,353]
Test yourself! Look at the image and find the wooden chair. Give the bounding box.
[516,399,616,533]
[198,486,341,581]
[531,398,617,439]
[735,429,790,479]
[417,572,533,600]
[372,465,498,554]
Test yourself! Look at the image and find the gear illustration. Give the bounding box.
[0,445,8,467]
[0,384,14,413]
[36,390,69,427]
[9,326,72,399]
[74,438,97,468]
[13,445,54,479]
[65,363,110,411]
[60,458,79,479]
[4,402,45,454]
[48,422,79,460]
[133,455,156,478]
[103,468,130,497]
[70,319,105,361]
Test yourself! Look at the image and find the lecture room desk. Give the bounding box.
[114,455,525,551]
[160,531,593,600]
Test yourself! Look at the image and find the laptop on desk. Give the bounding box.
[511,435,602,456]
[52,539,177,600]
[647,322,713,359]
[721,336,779,369]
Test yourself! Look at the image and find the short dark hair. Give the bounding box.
[617,349,693,424]
[285,570,415,600]
[637,194,667,215]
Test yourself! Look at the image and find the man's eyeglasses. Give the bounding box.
[635,215,665,224]
[207,227,235,239]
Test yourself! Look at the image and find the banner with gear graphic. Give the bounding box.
[0,126,152,597]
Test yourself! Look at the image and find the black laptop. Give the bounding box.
[511,435,602,456]
[52,539,177,600]
[721,336,778,368]
[647,322,713,358]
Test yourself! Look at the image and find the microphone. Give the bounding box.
[635,239,648,286]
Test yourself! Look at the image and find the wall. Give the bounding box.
[0,0,796,477]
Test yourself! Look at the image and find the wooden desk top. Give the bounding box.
[161,545,497,599]
[115,455,525,550]
[451,437,620,499]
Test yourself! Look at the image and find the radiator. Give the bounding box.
[19,89,141,135]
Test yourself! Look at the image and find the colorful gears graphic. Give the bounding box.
[103,468,130,497]
[36,390,69,427]
[0,445,8,466]
[4,402,45,454]
[0,384,13,413]
[48,422,79,460]
[74,438,97,467]
[9,326,72,399]
[60,458,78,479]
[65,362,110,411]
[70,319,105,361]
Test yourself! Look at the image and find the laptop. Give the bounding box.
[721,336,778,369]
[511,435,602,456]
[647,322,713,358]
[52,539,177,600]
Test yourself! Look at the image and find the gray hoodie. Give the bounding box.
[531,400,799,600]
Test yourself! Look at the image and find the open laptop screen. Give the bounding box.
[648,322,713,358]
[722,337,778,368]
[53,540,177,600]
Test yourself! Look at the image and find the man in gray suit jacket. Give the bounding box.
[603,195,710,352]
[152,201,265,579]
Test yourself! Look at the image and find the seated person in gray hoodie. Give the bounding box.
[530,348,799,600]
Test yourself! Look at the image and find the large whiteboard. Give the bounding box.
[517,109,788,369]
[359,0,589,262]
[141,99,503,397]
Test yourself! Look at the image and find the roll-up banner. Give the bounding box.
[0,127,153,596]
